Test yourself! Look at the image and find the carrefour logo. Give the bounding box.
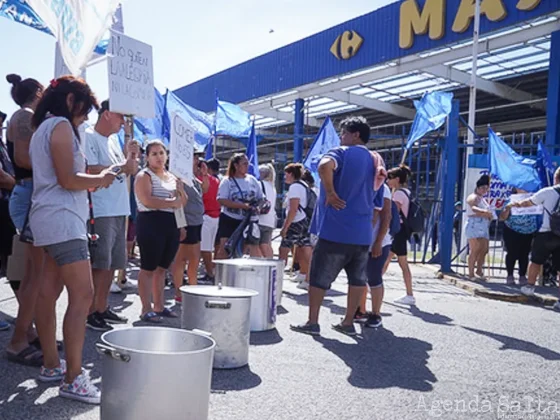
[330,30,363,60]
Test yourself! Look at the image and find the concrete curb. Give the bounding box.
[419,265,559,307]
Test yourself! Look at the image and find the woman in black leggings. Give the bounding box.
[500,189,540,285]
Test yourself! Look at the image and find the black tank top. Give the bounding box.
[7,140,32,180]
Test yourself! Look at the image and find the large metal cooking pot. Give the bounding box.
[181,285,258,369]
[259,258,284,307]
[215,258,279,332]
[97,327,215,420]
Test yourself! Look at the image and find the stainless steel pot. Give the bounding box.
[97,327,215,420]
[181,285,258,369]
[215,258,279,332]
[259,258,285,307]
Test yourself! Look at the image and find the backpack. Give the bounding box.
[398,189,426,235]
[545,186,560,237]
[296,181,317,220]
[389,200,401,236]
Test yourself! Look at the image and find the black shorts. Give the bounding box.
[391,224,408,257]
[531,232,560,266]
[136,211,180,271]
[181,224,202,245]
[309,238,369,290]
[0,199,16,256]
[367,245,391,288]
[216,213,243,241]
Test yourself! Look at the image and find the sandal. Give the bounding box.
[140,312,162,323]
[156,308,178,318]
[30,338,63,352]
[6,345,44,367]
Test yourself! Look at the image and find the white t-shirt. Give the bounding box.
[259,180,277,228]
[84,127,130,218]
[393,188,411,222]
[285,182,308,223]
[371,184,393,248]
[531,186,560,233]
[217,175,263,220]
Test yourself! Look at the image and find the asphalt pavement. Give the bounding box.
[1,262,560,420]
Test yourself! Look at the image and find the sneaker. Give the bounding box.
[100,309,128,325]
[506,276,515,285]
[518,276,528,286]
[553,301,560,312]
[199,275,215,285]
[86,313,113,332]
[288,272,302,283]
[290,322,320,336]
[0,318,10,331]
[332,323,357,337]
[354,310,369,323]
[365,314,383,328]
[175,295,182,303]
[394,295,416,305]
[39,359,67,383]
[296,281,309,290]
[520,285,536,297]
[110,282,122,294]
[59,371,101,405]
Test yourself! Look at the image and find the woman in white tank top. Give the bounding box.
[134,140,186,323]
[465,175,494,280]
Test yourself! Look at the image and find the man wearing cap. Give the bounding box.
[84,100,140,331]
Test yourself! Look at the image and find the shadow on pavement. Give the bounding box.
[250,329,283,346]
[211,366,262,392]
[313,328,437,392]
[283,291,348,316]
[389,303,455,326]
[462,326,560,360]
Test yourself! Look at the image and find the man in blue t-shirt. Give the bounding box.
[291,116,384,337]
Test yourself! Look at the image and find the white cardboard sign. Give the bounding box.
[169,113,195,187]
[107,31,155,118]
[510,193,544,216]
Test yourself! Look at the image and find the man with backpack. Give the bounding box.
[511,167,560,296]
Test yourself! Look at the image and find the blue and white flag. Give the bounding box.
[215,100,252,138]
[164,90,213,148]
[537,141,556,188]
[205,137,214,160]
[303,117,340,182]
[488,128,540,192]
[406,92,453,150]
[24,0,120,75]
[246,123,259,179]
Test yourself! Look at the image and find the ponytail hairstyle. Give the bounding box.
[387,164,412,185]
[284,162,304,181]
[6,74,43,107]
[32,76,98,139]
[301,169,316,188]
[227,153,247,178]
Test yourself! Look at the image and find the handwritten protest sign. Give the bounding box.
[510,193,544,216]
[169,113,195,187]
[108,31,154,118]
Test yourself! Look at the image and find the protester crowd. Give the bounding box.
[0,74,559,406]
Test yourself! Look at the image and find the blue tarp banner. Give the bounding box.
[488,128,540,192]
[164,90,213,148]
[0,1,110,56]
[537,141,556,188]
[406,91,453,150]
[215,100,252,138]
[303,117,340,182]
[246,124,259,179]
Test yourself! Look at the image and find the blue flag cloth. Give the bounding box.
[537,141,556,188]
[215,100,252,138]
[205,137,214,160]
[246,124,259,179]
[303,117,340,182]
[0,1,108,55]
[164,90,213,148]
[488,128,540,192]
[406,92,454,150]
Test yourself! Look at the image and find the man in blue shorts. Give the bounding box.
[290,116,385,337]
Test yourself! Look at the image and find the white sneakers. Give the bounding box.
[289,273,305,283]
[394,295,416,305]
[110,282,122,294]
[553,301,560,312]
[297,281,309,290]
[520,285,536,297]
[59,370,101,405]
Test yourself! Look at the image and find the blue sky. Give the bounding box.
[0,0,396,119]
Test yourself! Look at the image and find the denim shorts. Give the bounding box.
[45,239,90,267]
[8,180,33,232]
[465,217,490,240]
[308,238,369,290]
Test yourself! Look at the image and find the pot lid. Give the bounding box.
[180,285,258,298]
[213,258,278,267]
